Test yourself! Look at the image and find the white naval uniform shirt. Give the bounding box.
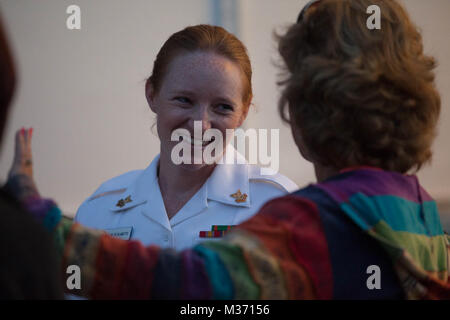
[75,145,298,251]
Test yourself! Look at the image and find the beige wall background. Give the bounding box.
[0,0,449,227]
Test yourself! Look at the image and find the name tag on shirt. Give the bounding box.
[105,226,133,240]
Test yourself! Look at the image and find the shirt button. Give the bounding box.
[163,235,169,242]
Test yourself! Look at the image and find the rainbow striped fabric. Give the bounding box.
[19,168,450,299]
[314,168,450,299]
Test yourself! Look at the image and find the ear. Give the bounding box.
[145,80,158,113]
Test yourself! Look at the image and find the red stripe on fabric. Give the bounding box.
[339,166,383,174]
[239,195,334,299]
[283,196,334,300]
[91,234,129,299]
[118,242,160,299]
[238,212,316,298]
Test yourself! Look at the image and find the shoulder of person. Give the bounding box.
[248,165,298,193]
[86,169,143,202]
[75,170,143,222]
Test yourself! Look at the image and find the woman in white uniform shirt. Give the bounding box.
[75,25,297,250]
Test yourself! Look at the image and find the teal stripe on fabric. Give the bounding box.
[193,244,234,299]
[43,205,62,231]
[344,194,443,236]
[340,202,374,231]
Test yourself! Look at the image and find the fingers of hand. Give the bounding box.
[15,127,33,163]
[23,127,32,156]
[21,127,32,143]
[14,129,24,162]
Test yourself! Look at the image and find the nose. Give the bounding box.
[192,104,211,132]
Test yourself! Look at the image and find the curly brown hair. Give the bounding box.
[277,0,441,173]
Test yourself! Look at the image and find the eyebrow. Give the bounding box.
[169,90,237,103]
[215,97,236,106]
[169,90,196,96]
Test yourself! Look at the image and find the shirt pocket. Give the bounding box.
[192,234,223,247]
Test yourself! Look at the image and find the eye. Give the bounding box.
[217,103,234,113]
[174,96,191,104]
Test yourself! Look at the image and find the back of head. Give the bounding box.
[278,0,441,173]
[0,14,16,145]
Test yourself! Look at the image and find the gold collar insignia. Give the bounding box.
[116,195,132,208]
[230,189,248,203]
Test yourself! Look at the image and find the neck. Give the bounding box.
[157,151,216,218]
[158,159,215,193]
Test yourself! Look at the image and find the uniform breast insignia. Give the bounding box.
[116,195,132,208]
[230,189,247,203]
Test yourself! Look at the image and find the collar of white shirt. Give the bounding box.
[109,144,251,229]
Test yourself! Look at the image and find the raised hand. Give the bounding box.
[8,127,34,181]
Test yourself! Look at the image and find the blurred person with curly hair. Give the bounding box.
[274,0,448,299]
[7,0,450,299]
[0,14,63,299]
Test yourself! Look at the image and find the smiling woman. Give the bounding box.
[148,51,246,173]
[73,24,297,250]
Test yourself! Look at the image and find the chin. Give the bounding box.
[178,162,212,172]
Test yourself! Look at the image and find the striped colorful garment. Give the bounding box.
[14,169,450,299]
[313,167,450,299]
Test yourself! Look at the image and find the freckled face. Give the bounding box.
[147,51,249,170]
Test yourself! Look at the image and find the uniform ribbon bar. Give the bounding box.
[211,225,235,231]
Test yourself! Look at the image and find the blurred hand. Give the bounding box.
[8,128,34,180]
